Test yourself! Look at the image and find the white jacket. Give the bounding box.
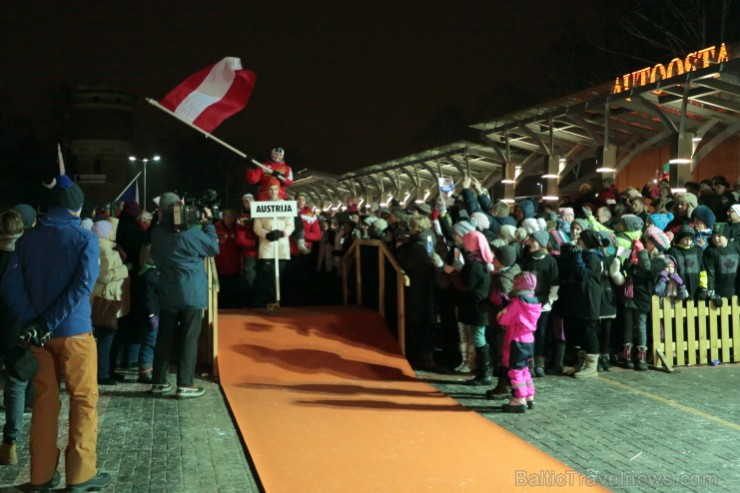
[254,216,295,260]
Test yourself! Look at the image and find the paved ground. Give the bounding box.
[420,363,740,493]
[1,364,738,492]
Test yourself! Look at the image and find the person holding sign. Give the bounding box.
[253,183,295,307]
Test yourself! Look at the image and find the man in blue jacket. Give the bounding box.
[150,193,219,399]
[1,175,110,492]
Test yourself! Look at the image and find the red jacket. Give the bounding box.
[290,208,322,255]
[246,160,294,200]
[235,213,259,260]
[214,221,241,276]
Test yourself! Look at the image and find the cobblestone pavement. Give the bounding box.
[1,364,738,493]
[0,375,260,493]
[419,363,740,493]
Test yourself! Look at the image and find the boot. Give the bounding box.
[467,345,493,386]
[486,368,511,399]
[599,354,612,371]
[635,346,648,371]
[548,342,566,375]
[533,356,546,378]
[574,354,599,379]
[453,343,471,373]
[562,349,586,375]
[0,441,17,465]
[622,344,634,369]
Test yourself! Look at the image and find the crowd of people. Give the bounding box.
[1,141,739,488]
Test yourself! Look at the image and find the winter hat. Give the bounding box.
[730,204,740,218]
[675,192,698,216]
[50,175,84,212]
[516,199,535,219]
[159,192,180,211]
[649,212,674,231]
[558,207,574,219]
[471,212,490,231]
[712,222,727,237]
[547,229,569,253]
[372,218,388,232]
[513,271,537,292]
[690,205,716,231]
[663,254,678,270]
[493,245,517,267]
[122,201,141,218]
[619,214,643,232]
[454,220,476,238]
[363,216,378,226]
[531,230,549,249]
[464,231,493,264]
[12,204,36,230]
[242,193,254,200]
[571,218,590,232]
[415,203,432,215]
[646,226,670,252]
[674,224,696,243]
[520,218,541,235]
[499,225,517,243]
[580,229,603,249]
[92,220,113,240]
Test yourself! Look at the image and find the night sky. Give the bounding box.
[1,1,621,178]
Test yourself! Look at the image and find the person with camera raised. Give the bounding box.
[149,192,219,399]
[254,183,295,307]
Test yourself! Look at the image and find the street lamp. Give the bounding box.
[128,154,160,210]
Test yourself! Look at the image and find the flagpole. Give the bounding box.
[57,143,66,176]
[146,98,281,179]
[114,171,142,202]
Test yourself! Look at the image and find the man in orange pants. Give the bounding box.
[1,175,111,492]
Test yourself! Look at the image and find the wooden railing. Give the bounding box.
[201,257,220,379]
[341,239,410,355]
[651,295,740,372]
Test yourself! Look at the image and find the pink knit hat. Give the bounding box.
[513,271,537,292]
[463,230,493,264]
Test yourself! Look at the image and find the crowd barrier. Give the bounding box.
[651,295,740,372]
[199,257,220,379]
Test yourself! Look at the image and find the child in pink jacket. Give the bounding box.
[497,272,542,413]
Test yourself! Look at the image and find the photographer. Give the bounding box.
[254,183,295,306]
[149,192,219,399]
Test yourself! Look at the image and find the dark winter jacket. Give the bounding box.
[519,250,559,309]
[624,250,666,313]
[703,243,740,298]
[450,257,490,326]
[398,232,437,327]
[572,249,604,320]
[666,244,703,299]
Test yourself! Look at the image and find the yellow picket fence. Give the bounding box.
[651,295,740,371]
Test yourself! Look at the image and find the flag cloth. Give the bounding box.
[115,173,141,203]
[159,57,256,133]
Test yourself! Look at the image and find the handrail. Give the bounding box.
[342,239,409,355]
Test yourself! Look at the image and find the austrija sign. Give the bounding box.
[613,43,730,94]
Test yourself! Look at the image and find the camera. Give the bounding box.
[172,189,223,229]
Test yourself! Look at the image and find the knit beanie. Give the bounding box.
[558,207,574,219]
[50,175,84,212]
[464,231,493,264]
[122,201,141,218]
[580,229,603,249]
[471,212,490,231]
[646,226,670,252]
[571,218,590,232]
[675,193,698,216]
[531,230,549,248]
[12,204,36,230]
[547,230,569,253]
[674,224,696,243]
[93,220,113,240]
[730,204,740,218]
[454,220,476,238]
[372,218,388,233]
[513,271,537,292]
[499,225,517,243]
[712,223,727,237]
[159,192,180,211]
[619,214,644,232]
[520,218,541,235]
[690,205,716,231]
[649,212,674,231]
[493,245,517,267]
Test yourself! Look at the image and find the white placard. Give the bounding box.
[251,200,298,218]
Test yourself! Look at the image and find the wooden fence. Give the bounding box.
[651,295,740,372]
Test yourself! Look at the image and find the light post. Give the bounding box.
[128,154,160,210]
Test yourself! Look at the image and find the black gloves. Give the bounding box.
[19,318,51,347]
[698,288,710,301]
[272,170,284,180]
[266,230,283,242]
[711,293,724,308]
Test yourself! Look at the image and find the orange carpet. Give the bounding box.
[218,306,609,493]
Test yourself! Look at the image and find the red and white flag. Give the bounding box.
[159,57,256,133]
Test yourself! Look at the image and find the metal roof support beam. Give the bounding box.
[479,134,508,164]
[614,131,671,174]
[517,124,550,156]
[624,95,677,134]
[692,122,740,171]
[446,156,466,175]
